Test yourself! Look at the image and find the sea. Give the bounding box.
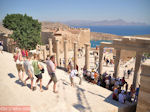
[73,26,150,48]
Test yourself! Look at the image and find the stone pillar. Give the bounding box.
[114,48,121,78]
[85,43,90,71]
[74,42,78,69]
[48,38,53,56]
[136,60,150,112]
[133,51,143,89]
[56,39,60,67]
[43,48,47,61]
[99,46,104,74]
[64,40,68,69]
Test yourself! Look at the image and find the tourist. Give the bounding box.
[25,49,28,57]
[67,61,73,73]
[94,71,98,83]
[106,59,109,66]
[76,64,79,71]
[112,86,118,101]
[46,55,58,93]
[0,40,3,54]
[114,79,120,87]
[110,59,113,65]
[15,46,19,53]
[23,53,34,90]
[32,54,43,92]
[69,69,78,87]
[121,77,126,87]
[134,86,140,102]
[118,90,126,104]
[46,55,50,60]
[125,82,128,92]
[104,56,106,61]
[90,71,95,83]
[130,84,135,100]
[126,91,132,102]
[127,69,131,78]
[13,49,25,81]
[110,77,115,90]
[21,48,26,58]
[86,71,91,82]
[105,77,110,89]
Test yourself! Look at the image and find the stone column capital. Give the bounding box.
[99,45,104,49]
[55,39,59,42]
[85,43,90,46]
[64,40,67,43]
[115,48,121,51]
[74,42,77,44]
[48,38,52,41]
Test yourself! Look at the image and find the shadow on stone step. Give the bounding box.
[15,79,25,86]
[57,66,68,72]
[8,73,15,78]
[37,84,47,90]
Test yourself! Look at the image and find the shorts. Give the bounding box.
[50,73,57,83]
[35,73,42,79]
[16,64,24,72]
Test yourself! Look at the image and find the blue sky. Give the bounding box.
[0,0,150,24]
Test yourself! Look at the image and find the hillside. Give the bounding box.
[41,21,69,31]
[133,34,150,38]
[90,32,122,40]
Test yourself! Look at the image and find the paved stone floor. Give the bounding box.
[0,52,135,112]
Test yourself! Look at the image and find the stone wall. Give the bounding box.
[0,35,15,53]
[136,60,150,112]
[41,32,54,44]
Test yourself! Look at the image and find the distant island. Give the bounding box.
[62,19,147,26]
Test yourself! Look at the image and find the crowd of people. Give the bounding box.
[82,68,140,104]
[13,48,58,93]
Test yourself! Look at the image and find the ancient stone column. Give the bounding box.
[114,48,121,78]
[43,48,47,61]
[136,60,150,112]
[99,46,104,74]
[56,39,60,67]
[64,40,68,69]
[74,42,78,69]
[85,43,90,71]
[133,51,143,89]
[48,38,53,56]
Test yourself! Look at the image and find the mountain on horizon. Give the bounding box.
[61,19,147,26]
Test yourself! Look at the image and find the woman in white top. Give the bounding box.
[13,49,25,81]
